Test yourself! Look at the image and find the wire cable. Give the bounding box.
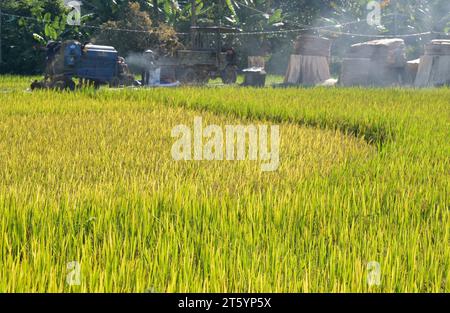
[0,11,448,38]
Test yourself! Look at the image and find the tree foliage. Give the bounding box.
[0,0,449,74]
[94,2,181,56]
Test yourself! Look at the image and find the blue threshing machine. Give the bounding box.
[31,40,135,90]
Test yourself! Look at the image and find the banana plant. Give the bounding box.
[226,0,284,31]
[80,0,125,22]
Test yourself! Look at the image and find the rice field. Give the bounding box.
[0,76,448,292]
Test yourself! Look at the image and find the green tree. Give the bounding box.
[0,0,83,74]
[1,0,449,74]
[94,2,181,56]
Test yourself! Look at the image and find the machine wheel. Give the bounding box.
[52,78,75,91]
[197,71,210,84]
[180,68,211,85]
[52,80,65,91]
[179,68,198,84]
[30,80,48,90]
[221,65,238,84]
[179,68,210,85]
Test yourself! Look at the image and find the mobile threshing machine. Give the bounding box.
[31,40,135,91]
[143,26,240,85]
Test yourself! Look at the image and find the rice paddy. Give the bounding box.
[0,76,448,292]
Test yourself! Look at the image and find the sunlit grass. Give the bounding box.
[0,77,448,292]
